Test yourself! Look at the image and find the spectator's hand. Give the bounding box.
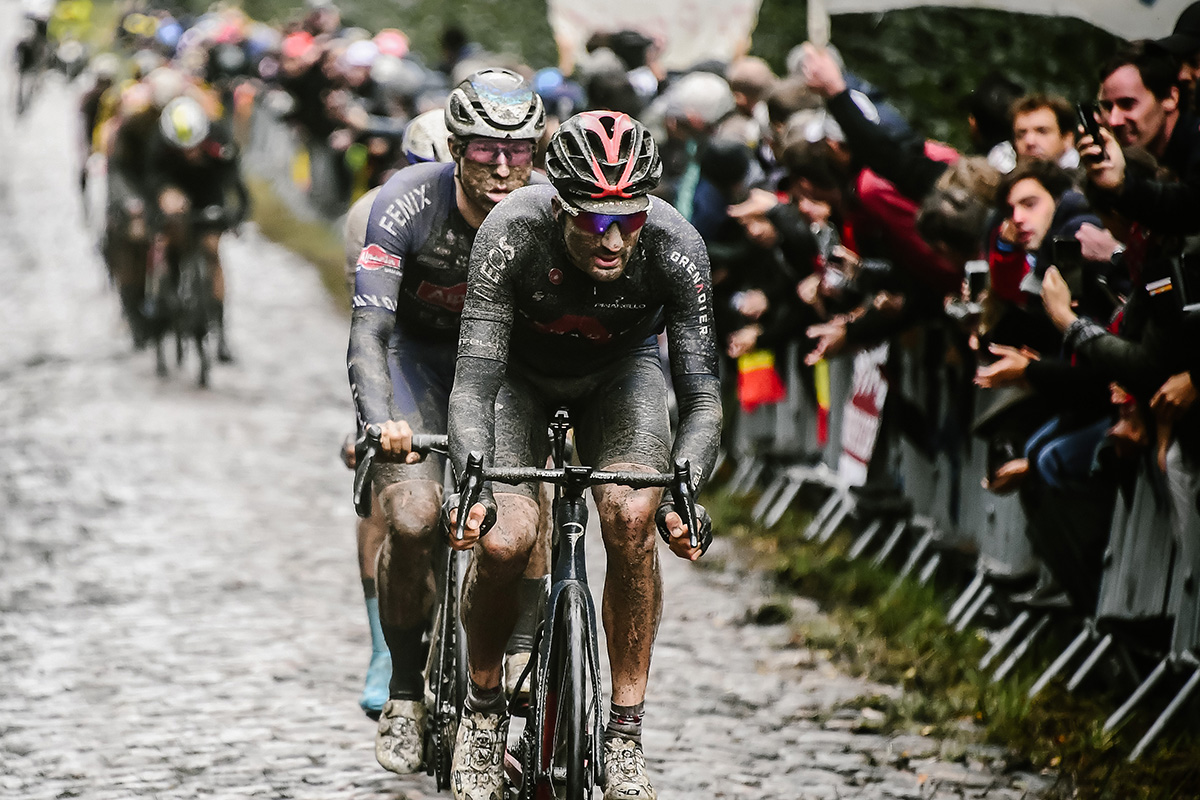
[735,289,769,320]
[1075,223,1123,263]
[873,291,904,316]
[804,319,847,365]
[974,344,1035,388]
[997,218,1019,246]
[797,273,825,315]
[800,42,847,99]
[1078,127,1125,192]
[728,187,779,219]
[830,245,860,276]
[1041,267,1078,331]
[378,419,425,464]
[1150,372,1198,425]
[726,325,762,358]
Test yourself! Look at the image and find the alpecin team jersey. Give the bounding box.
[352,161,548,341]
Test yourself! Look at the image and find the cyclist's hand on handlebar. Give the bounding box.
[655,502,712,562]
[445,496,496,551]
[378,419,425,464]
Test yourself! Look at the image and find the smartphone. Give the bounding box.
[1051,236,1085,295]
[1076,102,1107,161]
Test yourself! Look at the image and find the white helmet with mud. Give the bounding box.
[444,68,545,141]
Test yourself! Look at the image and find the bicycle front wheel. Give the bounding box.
[536,590,593,800]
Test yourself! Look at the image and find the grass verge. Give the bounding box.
[702,489,1200,799]
[245,176,350,312]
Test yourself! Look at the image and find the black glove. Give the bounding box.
[442,485,497,542]
[655,501,713,556]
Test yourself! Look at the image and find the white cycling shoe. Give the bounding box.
[450,707,508,800]
[375,698,427,774]
[603,737,657,800]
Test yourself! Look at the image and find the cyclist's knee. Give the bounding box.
[475,494,538,572]
[597,489,659,555]
[378,480,442,543]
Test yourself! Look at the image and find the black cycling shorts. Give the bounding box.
[370,329,457,491]
[493,340,672,501]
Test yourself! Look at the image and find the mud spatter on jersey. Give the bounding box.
[448,184,722,489]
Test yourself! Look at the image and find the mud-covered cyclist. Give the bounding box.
[446,111,722,800]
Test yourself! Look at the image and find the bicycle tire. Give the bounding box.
[533,590,592,800]
[426,546,466,791]
[563,598,588,799]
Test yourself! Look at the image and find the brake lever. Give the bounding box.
[454,451,485,541]
[353,423,382,518]
[672,459,699,549]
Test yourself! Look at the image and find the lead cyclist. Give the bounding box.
[447,111,722,800]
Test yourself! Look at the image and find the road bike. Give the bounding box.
[354,427,466,791]
[447,409,701,800]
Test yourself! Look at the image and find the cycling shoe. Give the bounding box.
[375,698,427,774]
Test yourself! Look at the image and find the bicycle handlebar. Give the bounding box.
[352,424,448,518]
[453,453,702,548]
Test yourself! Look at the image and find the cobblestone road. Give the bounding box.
[0,24,1049,799]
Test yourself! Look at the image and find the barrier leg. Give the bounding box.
[727,455,759,496]
[1129,666,1200,762]
[870,520,908,564]
[894,528,935,582]
[805,489,850,541]
[1027,625,1092,698]
[980,611,1033,670]
[1066,633,1114,692]
[955,583,995,632]
[847,519,883,560]
[947,572,986,626]
[917,553,941,586]
[817,497,857,543]
[764,477,806,529]
[751,473,787,522]
[992,613,1050,682]
[1104,657,1171,733]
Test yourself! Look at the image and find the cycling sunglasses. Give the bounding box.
[462,139,535,166]
[561,204,649,236]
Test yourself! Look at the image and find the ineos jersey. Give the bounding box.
[459,184,717,377]
[450,184,722,488]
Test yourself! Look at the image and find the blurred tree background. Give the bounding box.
[197,0,1121,149]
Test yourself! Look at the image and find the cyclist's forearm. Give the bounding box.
[447,354,505,480]
[671,372,723,490]
[347,308,394,427]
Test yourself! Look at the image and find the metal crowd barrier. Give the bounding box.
[728,327,1200,760]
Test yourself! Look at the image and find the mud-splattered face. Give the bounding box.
[453,137,534,217]
[555,198,643,283]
